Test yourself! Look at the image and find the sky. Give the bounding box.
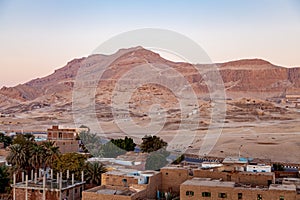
[0,0,300,87]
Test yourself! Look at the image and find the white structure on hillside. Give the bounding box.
[246,164,271,173]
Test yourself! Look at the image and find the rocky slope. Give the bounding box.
[0,47,299,124]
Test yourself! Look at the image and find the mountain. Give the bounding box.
[0,47,299,129]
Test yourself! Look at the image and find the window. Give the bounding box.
[238,193,243,200]
[166,172,168,175]
[257,194,262,200]
[202,192,211,197]
[218,193,227,198]
[186,191,194,196]
[66,190,69,196]
[75,189,77,193]
[59,132,62,139]
[279,196,284,200]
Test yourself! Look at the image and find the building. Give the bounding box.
[180,178,298,200]
[246,164,271,173]
[82,169,161,200]
[82,154,300,200]
[47,125,80,154]
[11,170,85,200]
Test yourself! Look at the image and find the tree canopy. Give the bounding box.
[52,152,86,180]
[0,133,12,147]
[111,136,136,151]
[145,150,169,170]
[140,135,167,153]
[6,134,60,176]
[0,166,10,193]
[84,162,107,187]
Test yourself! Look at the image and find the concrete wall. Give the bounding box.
[193,169,274,186]
[15,188,59,200]
[145,172,162,199]
[82,191,133,200]
[246,165,271,172]
[52,140,79,154]
[180,183,297,200]
[102,173,138,187]
[161,168,189,194]
[14,185,83,200]
[82,185,146,200]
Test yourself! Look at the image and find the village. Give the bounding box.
[0,125,299,200]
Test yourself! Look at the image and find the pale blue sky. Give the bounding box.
[0,0,300,87]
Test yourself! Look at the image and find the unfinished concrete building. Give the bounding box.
[11,170,85,200]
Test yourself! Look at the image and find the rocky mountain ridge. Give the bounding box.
[0,47,299,114]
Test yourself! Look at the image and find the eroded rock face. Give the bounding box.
[0,47,299,116]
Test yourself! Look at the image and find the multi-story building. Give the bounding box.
[180,178,298,200]
[47,125,79,154]
[11,171,85,200]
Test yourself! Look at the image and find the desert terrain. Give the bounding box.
[0,47,299,163]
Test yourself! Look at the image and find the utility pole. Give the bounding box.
[238,145,243,158]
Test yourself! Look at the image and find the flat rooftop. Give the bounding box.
[182,178,235,188]
[223,157,248,164]
[13,179,84,190]
[269,184,296,191]
[96,188,134,196]
[105,169,158,177]
[86,185,145,196]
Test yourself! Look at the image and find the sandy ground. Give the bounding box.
[1,100,299,163]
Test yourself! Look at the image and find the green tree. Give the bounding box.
[102,141,126,158]
[145,151,168,170]
[0,133,12,147]
[6,144,27,173]
[30,143,46,170]
[52,153,86,180]
[84,162,107,187]
[273,163,284,171]
[79,131,103,157]
[42,141,60,169]
[172,155,185,165]
[111,136,136,151]
[140,135,167,153]
[0,165,10,193]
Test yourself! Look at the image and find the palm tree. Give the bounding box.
[6,144,27,173]
[84,162,107,187]
[0,165,10,193]
[42,141,60,169]
[30,144,46,170]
